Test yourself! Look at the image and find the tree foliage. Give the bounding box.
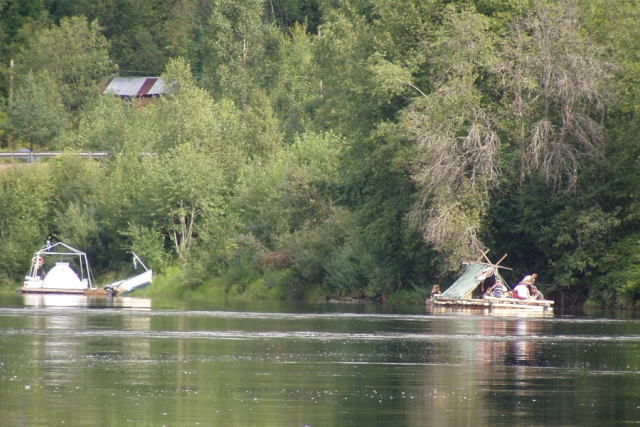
[404,6,499,265]
[16,15,116,114]
[2,0,640,307]
[2,71,66,150]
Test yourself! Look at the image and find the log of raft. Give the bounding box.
[484,296,554,307]
[431,296,553,309]
[431,297,491,307]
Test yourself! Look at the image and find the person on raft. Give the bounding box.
[431,285,442,298]
[513,275,533,300]
[483,280,508,299]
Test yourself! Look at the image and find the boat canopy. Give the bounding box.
[26,242,94,289]
[440,262,508,299]
[42,262,87,290]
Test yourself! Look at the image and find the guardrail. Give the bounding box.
[0,152,110,162]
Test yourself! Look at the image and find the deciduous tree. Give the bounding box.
[17,15,116,115]
[2,71,66,150]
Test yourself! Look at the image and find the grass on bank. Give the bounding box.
[134,267,291,301]
[1,264,431,305]
[135,267,431,304]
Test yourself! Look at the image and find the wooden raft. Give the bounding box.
[432,296,554,310]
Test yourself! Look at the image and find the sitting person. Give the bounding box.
[529,284,545,300]
[483,280,508,298]
[524,273,545,300]
[513,275,533,300]
[431,285,442,298]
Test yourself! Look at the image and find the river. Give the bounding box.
[1,294,639,426]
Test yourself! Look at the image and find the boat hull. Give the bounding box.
[20,270,152,297]
[20,287,88,294]
[104,269,153,296]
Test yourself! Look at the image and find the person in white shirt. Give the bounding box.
[513,275,533,300]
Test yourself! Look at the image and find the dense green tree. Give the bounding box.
[271,23,319,140]
[0,0,48,99]
[0,165,54,285]
[1,71,66,150]
[16,15,116,115]
[0,0,640,307]
[202,0,282,113]
[45,0,196,76]
[269,0,321,33]
[228,130,347,296]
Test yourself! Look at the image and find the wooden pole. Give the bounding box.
[462,260,512,270]
[495,254,508,267]
[477,250,490,263]
[8,59,14,153]
[318,26,323,102]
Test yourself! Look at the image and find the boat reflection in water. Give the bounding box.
[429,304,554,318]
[509,319,540,366]
[22,293,152,310]
[426,304,551,371]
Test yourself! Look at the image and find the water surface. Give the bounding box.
[1,295,639,426]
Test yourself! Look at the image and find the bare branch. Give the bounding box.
[499,0,613,189]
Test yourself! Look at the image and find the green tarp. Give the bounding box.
[439,262,506,299]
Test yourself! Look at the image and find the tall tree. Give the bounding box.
[271,23,319,140]
[498,0,612,189]
[202,0,281,113]
[1,71,66,150]
[403,5,499,266]
[0,0,48,98]
[45,0,199,76]
[16,15,116,115]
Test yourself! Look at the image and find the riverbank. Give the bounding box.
[131,268,430,305]
[1,267,430,305]
[0,262,586,308]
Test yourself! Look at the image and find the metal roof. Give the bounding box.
[439,262,508,299]
[103,77,169,97]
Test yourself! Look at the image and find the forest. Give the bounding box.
[1,0,640,308]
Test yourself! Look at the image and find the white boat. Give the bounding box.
[22,242,93,294]
[21,242,152,296]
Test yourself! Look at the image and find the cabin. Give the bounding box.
[102,77,173,106]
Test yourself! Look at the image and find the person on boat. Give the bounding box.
[483,280,507,298]
[431,285,442,298]
[523,273,544,300]
[513,275,533,300]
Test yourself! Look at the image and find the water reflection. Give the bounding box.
[511,320,535,364]
[23,293,152,310]
[1,297,640,427]
[23,293,90,308]
[429,304,554,318]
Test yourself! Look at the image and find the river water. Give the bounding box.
[1,294,639,427]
